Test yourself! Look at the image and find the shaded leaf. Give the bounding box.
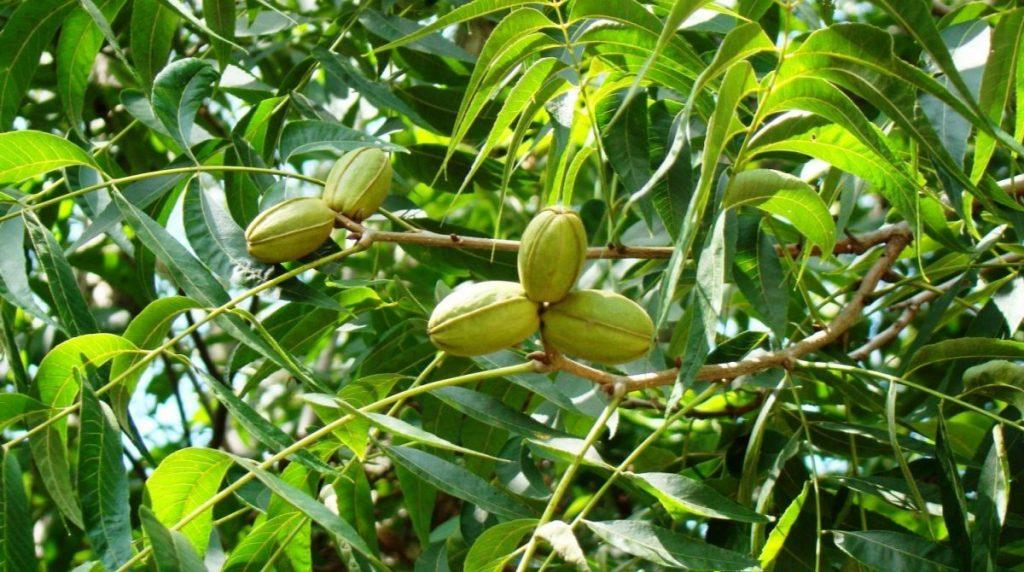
[152,58,219,153]
[78,384,132,569]
[585,520,758,570]
[0,450,36,571]
[0,0,79,128]
[833,530,958,572]
[383,445,532,519]
[139,505,205,572]
[627,472,769,523]
[131,0,180,88]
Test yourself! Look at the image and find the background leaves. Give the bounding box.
[0,1,1023,570]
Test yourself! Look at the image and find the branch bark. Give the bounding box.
[540,235,912,392]
[336,215,912,261]
[848,251,1023,359]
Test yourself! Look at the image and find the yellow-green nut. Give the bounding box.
[244,197,336,263]
[518,206,588,303]
[427,281,540,356]
[542,290,654,364]
[323,147,392,221]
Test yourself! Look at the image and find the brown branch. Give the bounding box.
[542,236,911,393]
[931,0,951,15]
[336,215,912,261]
[849,251,1023,359]
[848,305,918,362]
[998,174,1024,196]
[782,222,910,257]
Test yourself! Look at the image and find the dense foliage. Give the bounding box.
[1,0,1023,570]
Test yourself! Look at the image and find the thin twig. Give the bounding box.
[850,251,1023,359]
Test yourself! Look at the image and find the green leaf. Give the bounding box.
[971,427,1009,571]
[762,76,901,169]
[110,189,317,382]
[24,216,99,336]
[463,519,538,572]
[626,472,769,523]
[56,0,129,133]
[182,178,254,282]
[934,415,971,570]
[415,542,450,571]
[259,462,314,571]
[0,393,46,431]
[568,0,703,72]
[604,0,714,127]
[152,58,219,153]
[656,60,757,326]
[0,450,36,570]
[373,0,544,52]
[203,0,236,67]
[526,436,610,470]
[334,461,379,556]
[395,461,437,547]
[0,0,79,128]
[734,224,788,340]
[139,505,205,572]
[873,0,979,111]
[78,383,132,569]
[971,8,1024,181]
[130,0,179,88]
[833,530,958,572]
[35,334,137,441]
[109,296,201,427]
[773,22,1024,192]
[459,57,562,193]
[146,447,232,555]
[235,95,288,162]
[343,404,505,461]
[229,456,382,567]
[443,8,555,168]
[597,88,650,196]
[382,445,532,519]
[279,120,399,161]
[432,386,565,440]
[360,9,472,62]
[0,214,50,322]
[749,115,960,249]
[584,520,758,570]
[221,512,307,572]
[906,338,1024,376]
[305,374,402,459]
[158,0,242,50]
[241,306,346,388]
[723,169,835,253]
[0,131,96,184]
[919,20,987,177]
[759,481,808,569]
[314,48,429,127]
[834,475,940,512]
[30,423,84,528]
[230,301,345,372]
[205,378,335,475]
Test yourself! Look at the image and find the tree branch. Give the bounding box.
[336,215,913,261]
[539,235,912,392]
[848,251,1023,359]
